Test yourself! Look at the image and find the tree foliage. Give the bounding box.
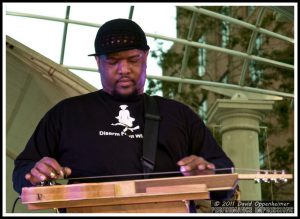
[146,6,294,200]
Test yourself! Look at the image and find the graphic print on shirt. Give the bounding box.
[111,105,140,135]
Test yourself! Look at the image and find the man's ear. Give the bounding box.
[145,50,149,57]
[95,56,102,74]
[95,56,100,64]
[143,50,149,61]
[95,56,102,68]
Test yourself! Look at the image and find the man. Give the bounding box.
[13,19,235,208]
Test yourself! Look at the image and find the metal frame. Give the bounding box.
[5,5,295,100]
[239,7,266,86]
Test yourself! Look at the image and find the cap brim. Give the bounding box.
[88,53,98,56]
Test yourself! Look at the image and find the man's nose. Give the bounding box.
[117,60,129,74]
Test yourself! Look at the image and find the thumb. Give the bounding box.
[25,173,31,180]
[62,167,72,177]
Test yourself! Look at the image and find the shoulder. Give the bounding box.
[55,90,102,108]
[61,90,101,104]
[45,90,102,116]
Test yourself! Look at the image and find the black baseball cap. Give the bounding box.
[89,18,150,56]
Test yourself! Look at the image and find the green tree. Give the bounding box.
[146,6,294,200]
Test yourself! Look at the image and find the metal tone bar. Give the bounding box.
[129,6,134,20]
[63,65,294,99]
[179,6,294,44]
[60,6,70,65]
[178,11,198,93]
[6,11,293,70]
[239,7,266,86]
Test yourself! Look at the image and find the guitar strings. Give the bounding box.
[50,167,288,183]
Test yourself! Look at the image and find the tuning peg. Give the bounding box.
[271,170,278,183]
[254,178,261,183]
[281,178,288,183]
[254,171,261,183]
[271,178,279,183]
[262,171,270,183]
[279,178,288,183]
[279,170,288,183]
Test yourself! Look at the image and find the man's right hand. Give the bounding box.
[25,157,72,185]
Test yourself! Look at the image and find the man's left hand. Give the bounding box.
[177,155,215,174]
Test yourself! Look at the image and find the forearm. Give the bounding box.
[13,161,36,194]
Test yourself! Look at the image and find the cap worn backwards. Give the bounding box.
[89,18,150,56]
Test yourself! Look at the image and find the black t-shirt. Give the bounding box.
[13,90,234,199]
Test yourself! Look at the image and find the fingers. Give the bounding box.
[177,155,215,173]
[40,157,64,177]
[197,162,215,170]
[206,163,215,169]
[25,157,72,185]
[62,167,72,177]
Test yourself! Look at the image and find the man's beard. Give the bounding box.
[111,88,140,100]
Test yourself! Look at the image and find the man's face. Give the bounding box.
[96,49,148,97]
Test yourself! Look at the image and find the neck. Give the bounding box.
[102,89,143,101]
